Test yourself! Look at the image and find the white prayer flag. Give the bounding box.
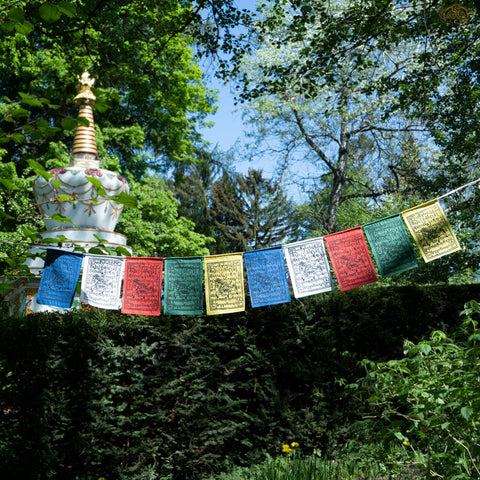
[80,255,125,310]
[283,237,333,298]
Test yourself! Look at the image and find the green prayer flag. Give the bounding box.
[163,257,204,315]
[363,214,418,277]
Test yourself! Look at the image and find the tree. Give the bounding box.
[0,0,251,273]
[170,147,227,240]
[210,168,296,252]
[236,0,480,189]
[238,3,430,233]
[0,0,220,173]
[231,1,480,283]
[116,175,213,257]
[294,132,427,237]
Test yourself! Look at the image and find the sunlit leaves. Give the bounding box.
[110,192,138,208]
[38,2,76,23]
[2,7,34,35]
[60,117,77,131]
[27,159,54,181]
[356,299,480,478]
[18,92,43,107]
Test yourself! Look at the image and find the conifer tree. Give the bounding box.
[210,169,295,252]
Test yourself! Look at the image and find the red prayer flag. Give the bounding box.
[121,257,163,315]
[324,227,377,291]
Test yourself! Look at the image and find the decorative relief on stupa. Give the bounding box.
[33,71,130,235]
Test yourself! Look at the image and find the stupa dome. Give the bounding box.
[33,71,130,242]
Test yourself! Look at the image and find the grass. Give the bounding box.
[208,442,427,480]
[209,452,390,480]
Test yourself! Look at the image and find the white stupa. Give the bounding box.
[23,71,132,312]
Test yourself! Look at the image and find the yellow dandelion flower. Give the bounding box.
[282,444,292,453]
[402,441,410,446]
[291,442,299,448]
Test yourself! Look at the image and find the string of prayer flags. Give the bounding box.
[121,257,163,316]
[163,257,204,315]
[244,247,291,308]
[31,177,473,315]
[204,253,245,315]
[282,238,333,298]
[37,249,84,308]
[401,200,461,262]
[80,255,125,310]
[324,227,377,291]
[363,214,418,277]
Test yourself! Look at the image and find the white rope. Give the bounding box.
[437,177,480,200]
[1,176,480,253]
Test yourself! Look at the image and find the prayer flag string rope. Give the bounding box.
[0,176,479,251]
[2,176,480,314]
[436,176,480,201]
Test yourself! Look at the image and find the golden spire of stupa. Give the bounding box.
[70,71,99,167]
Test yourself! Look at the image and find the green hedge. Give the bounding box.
[0,284,479,479]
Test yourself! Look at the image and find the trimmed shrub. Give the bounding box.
[0,284,479,479]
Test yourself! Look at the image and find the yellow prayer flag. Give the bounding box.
[401,200,461,262]
[204,253,245,315]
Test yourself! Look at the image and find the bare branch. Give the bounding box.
[292,108,336,173]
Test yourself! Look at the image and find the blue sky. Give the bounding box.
[197,0,280,178]
[199,74,246,155]
[198,0,256,148]
[197,0,306,202]
[198,71,307,203]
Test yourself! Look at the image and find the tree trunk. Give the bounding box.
[325,117,349,233]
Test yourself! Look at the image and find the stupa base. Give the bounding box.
[25,228,132,274]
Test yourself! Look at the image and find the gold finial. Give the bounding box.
[71,70,98,163]
[73,71,96,106]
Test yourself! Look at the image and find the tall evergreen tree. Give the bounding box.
[210,169,296,252]
[170,148,226,239]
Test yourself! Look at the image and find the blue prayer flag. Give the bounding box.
[244,247,291,308]
[37,249,84,308]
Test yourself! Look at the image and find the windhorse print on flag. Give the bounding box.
[401,199,461,262]
[282,237,332,298]
[121,257,163,316]
[80,255,125,310]
[324,227,377,291]
[204,253,245,315]
[163,257,204,315]
[363,214,418,277]
[244,246,291,308]
[37,249,84,308]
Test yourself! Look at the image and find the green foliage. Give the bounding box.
[1,285,479,479]
[210,169,296,252]
[0,0,220,170]
[0,161,43,272]
[210,450,385,480]
[352,299,480,479]
[0,0,227,278]
[237,1,433,233]
[117,174,213,257]
[0,312,98,478]
[171,148,225,241]
[172,159,297,254]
